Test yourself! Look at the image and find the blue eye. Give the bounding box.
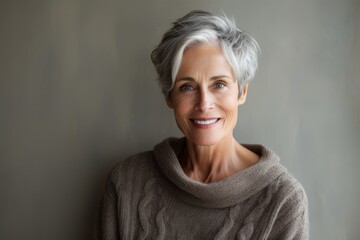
[180,84,194,91]
[214,82,226,89]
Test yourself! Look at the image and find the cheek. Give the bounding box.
[172,94,194,115]
[218,87,239,106]
[219,92,239,124]
[172,99,193,134]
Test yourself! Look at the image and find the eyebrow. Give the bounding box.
[176,75,233,82]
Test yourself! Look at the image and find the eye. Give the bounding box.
[179,84,194,92]
[214,81,226,89]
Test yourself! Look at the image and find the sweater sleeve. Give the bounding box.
[269,183,310,240]
[93,175,120,240]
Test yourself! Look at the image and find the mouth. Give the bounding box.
[190,118,220,126]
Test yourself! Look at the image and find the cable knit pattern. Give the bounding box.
[138,178,156,240]
[94,137,309,240]
[214,203,241,239]
[154,189,170,240]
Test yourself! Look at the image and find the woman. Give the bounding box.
[95,10,309,240]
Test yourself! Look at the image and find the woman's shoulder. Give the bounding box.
[274,171,308,209]
[244,143,307,199]
[275,171,308,206]
[106,137,181,186]
[107,150,158,185]
[243,143,308,208]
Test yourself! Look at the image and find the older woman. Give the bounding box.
[95,10,309,240]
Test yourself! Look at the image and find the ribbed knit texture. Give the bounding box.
[94,137,309,240]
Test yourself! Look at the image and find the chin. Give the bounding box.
[185,133,225,146]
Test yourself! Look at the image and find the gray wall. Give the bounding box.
[1,0,359,239]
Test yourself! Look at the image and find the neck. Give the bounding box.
[179,135,258,183]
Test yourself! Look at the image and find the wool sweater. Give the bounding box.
[95,137,309,240]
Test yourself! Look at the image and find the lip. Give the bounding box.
[190,118,221,129]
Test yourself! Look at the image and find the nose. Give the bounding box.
[195,88,214,112]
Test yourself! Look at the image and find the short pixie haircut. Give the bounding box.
[151,10,260,99]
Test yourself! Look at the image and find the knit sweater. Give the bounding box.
[95,137,309,240]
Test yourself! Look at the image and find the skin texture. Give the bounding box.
[167,43,260,183]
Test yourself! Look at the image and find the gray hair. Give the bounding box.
[151,10,260,98]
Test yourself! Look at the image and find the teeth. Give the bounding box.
[193,119,218,125]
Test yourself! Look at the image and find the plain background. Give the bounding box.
[1,0,359,239]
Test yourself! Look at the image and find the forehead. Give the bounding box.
[177,43,233,79]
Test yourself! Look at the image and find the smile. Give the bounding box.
[191,118,220,125]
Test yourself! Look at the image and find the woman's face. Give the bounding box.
[167,43,248,146]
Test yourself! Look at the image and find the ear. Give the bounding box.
[238,83,249,105]
[166,95,174,109]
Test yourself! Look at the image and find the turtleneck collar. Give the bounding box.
[153,137,286,208]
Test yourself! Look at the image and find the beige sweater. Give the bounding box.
[95,137,309,239]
